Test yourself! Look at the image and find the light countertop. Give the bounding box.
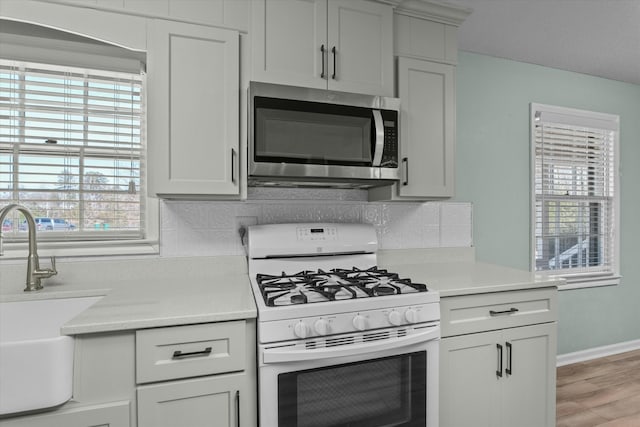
[378,248,563,297]
[60,274,256,335]
[0,255,257,335]
[1,249,560,336]
[389,262,561,297]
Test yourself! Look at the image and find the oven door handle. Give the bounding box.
[262,325,440,364]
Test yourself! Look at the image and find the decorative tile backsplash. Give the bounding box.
[160,189,472,257]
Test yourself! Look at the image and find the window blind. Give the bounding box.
[0,59,144,241]
[532,104,618,281]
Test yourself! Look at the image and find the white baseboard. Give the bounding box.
[557,339,640,366]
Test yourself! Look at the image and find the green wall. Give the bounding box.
[455,52,640,355]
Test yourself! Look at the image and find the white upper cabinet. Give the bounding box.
[369,56,455,200]
[26,0,250,32]
[398,57,455,198]
[326,0,393,95]
[146,20,240,198]
[250,0,327,89]
[250,0,393,96]
[369,5,470,202]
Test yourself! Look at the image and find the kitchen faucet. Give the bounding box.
[0,204,58,291]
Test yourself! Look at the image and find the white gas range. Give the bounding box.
[246,223,440,427]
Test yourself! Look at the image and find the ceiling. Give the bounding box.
[445,0,640,85]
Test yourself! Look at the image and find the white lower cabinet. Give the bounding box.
[0,401,130,427]
[440,323,557,427]
[137,373,246,427]
[500,324,557,427]
[439,288,558,427]
[0,321,256,427]
[135,321,256,427]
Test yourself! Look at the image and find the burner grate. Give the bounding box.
[257,266,427,307]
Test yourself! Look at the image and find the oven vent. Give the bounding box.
[325,336,356,348]
[363,331,390,342]
[304,328,411,350]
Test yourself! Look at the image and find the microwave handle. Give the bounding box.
[372,109,384,167]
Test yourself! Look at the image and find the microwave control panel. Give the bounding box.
[380,112,398,167]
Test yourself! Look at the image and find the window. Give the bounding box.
[1,58,155,253]
[531,103,620,288]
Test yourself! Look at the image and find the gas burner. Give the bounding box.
[256,266,427,306]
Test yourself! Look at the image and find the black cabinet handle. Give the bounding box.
[172,346,212,359]
[506,342,513,375]
[231,148,236,184]
[496,343,503,378]
[489,307,519,316]
[331,46,336,79]
[402,157,409,186]
[320,45,326,78]
[235,390,240,427]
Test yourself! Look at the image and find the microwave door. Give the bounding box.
[371,110,384,167]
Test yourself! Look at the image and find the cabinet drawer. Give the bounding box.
[136,321,245,384]
[440,288,557,337]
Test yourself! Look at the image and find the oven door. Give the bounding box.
[258,325,439,427]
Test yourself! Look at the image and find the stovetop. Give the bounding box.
[256,266,428,307]
[246,223,440,330]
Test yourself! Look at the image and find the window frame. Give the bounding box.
[0,33,158,260]
[530,103,620,290]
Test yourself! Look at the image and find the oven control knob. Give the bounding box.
[352,315,367,331]
[388,310,402,326]
[293,321,309,339]
[404,308,418,324]
[314,319,329,336]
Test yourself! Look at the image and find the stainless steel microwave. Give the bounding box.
[248,82,400,188]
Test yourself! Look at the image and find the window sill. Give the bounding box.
[0,239,159,261]
[555,275,621,291]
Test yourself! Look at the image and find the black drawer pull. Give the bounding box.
[172,347,212,359]
[489,307,519,316]
[496,343,503,378]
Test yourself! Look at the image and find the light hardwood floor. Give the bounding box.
[556,349,640,427]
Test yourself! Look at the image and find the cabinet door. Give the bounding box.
[137,373,246,427]
[501,323,557,427]
[368,57,455,201]
[250,0,327,89]
[327,0,393,96]
[399,57,455,198]
[147,20,240,197]
[440,331,502,427]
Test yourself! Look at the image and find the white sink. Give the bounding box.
[0,296,102,415]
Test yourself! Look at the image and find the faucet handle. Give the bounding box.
[34,256,58,279]
[49,256,57,275]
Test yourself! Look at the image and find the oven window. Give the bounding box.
[278,352,426,427]
[254,97,373,166]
